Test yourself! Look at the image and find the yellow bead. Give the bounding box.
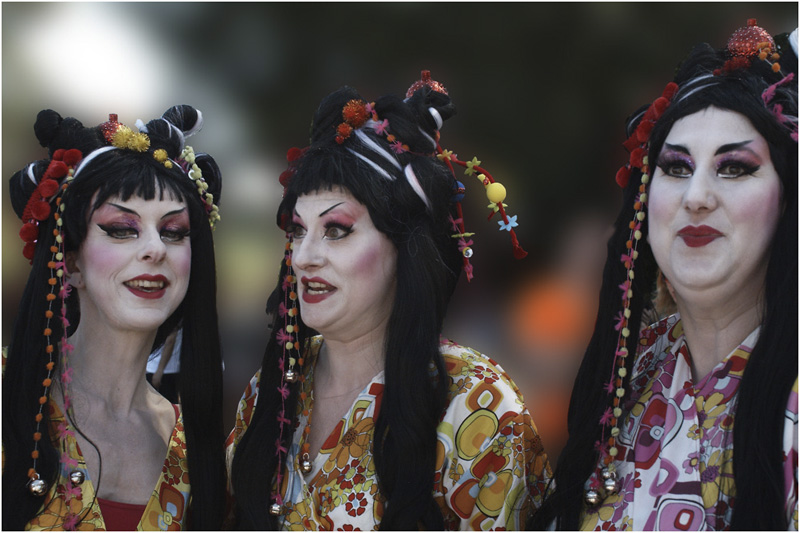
[486,182,507,204]
[618,367,627,377]
[609,446,618,457]
[613,407,622,417]
[634,230,642,241]
[615,388,625,398]
[624,308,631,318]
[636,212,645,221]
[611,427,620,436]
[621,327,630,338]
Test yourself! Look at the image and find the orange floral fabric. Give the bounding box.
[226,337,551,530]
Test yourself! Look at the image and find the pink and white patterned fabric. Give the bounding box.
[581,313,798,530]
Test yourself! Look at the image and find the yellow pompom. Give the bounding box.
[486,182,507,204]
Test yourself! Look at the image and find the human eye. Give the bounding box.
[656,157,693,178]
[98,224,138,239]
[323,223,353,241]
[717,160,760,179]
[160,226,190,243]
[288,224,307,239]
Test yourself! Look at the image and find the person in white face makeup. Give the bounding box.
[227,73,551,530]
[3,107,226,530]
[533,21,798,531]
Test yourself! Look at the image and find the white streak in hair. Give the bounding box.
[135,119,148,133]
[184,109,203,138]
[428,107,443,130]
[73,146,117,178]
[354,129,402,170]
[417,127,437,150]
[675,73,717,104]
[346,148,396,181]
[790,28,798,57]
[404,164,431,212]
[25,163,38,186]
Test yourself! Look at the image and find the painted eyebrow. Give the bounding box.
[663,140,754,156]
[319,202,345,217]
[715,140,753,155]
[106,203,186,220]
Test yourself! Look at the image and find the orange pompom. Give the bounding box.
[337,123,353,139]
[31,450,40,459]
[342,100,369,128]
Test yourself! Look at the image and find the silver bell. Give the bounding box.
[300,459,312,474]
[269,502,283,516]
[27,477,49,497]
[69,470,85,486]
[584,489,600,506]
[603,476,618,495]
[284,369,297,383]
[463,247,474,258]
[601,467,616,480]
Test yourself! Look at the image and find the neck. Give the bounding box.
[673,289,763,381]
[60,324,160,416]
[314,327,386,397]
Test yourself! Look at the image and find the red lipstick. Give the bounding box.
[678,225,723,248]
[124,274,169,299]
[301,276,336,304]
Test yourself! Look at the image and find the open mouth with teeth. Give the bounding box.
[306,281,335,295]
[124,279,167,292]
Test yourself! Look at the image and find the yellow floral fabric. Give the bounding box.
[581,314,799,530]
[22,400,191,531]
[227,337,551,530]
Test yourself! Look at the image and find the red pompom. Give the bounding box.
[20,222,39,243]
[652,97,669,117]
[635,120,654,143]
[616,166,631,189]
[30,201,51,221]
[279,169,293,189]
[337,123,353,139]
[662,82,679,100]
[23,242,36,261]
[63,149,82,167]
[630,148,646,168]
[38,179,59,198]
[286,147,304,162]
[47,160,68,179]
[622,135,640,153]
[52,149,65,161]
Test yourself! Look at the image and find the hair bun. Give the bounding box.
[33,110,63,149]
[162,105,204,138]
[309,87,363,145]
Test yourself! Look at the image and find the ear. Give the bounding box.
[65,251,84,289]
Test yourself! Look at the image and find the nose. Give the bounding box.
[137,228,167,263]
[291,234,324,271]
[682,169,718,213]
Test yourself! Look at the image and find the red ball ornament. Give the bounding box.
[23,242,36,261]
[20,222,39,243]
[406,70,449,98]
[728,19,775,58]
[38,179,59,198]
[47,161,68,179]
[63,149,82,167]
[30,201,51,222]
[100,113,121,143]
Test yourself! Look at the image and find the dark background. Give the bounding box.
[4,2,796,461]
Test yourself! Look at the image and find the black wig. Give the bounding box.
[532,38,798,530]
[230,85,468,529]
[3,106,227,530]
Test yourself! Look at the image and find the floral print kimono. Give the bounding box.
[22,401,191,530]
[581,314,799,530]
[227,337,551,530]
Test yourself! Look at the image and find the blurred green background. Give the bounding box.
[3,2,796,461]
